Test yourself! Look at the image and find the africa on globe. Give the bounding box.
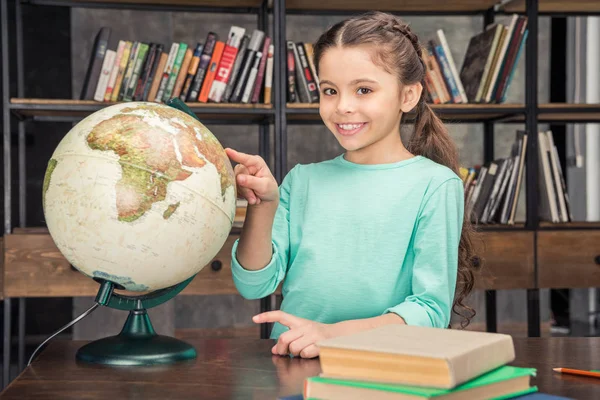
[42,102,237,292]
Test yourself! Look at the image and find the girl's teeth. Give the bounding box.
[339,124,362,130]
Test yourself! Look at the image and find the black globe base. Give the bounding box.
[76,308,196,366]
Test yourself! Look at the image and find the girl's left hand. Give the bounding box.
[252,311,335,359]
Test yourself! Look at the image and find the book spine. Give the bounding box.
[124,42,149,101]
[198,41,225,103]
[499,29,528,103]
[263,44,274,104]
[429,39,461,103]
[180,43,203,101]
[296,42,319,102]
[250,36,271,103]
[80,27,111,100]
[292,42,310,103]
[104,40,126,102]
[134,43,157,101]
[118,41,139,101]
[286,41,297,102]
[223,35,249,102]
[229,29,265,103]
[436,29,468,103]
[110,41,132,102]
[163,43,188,102]
[188,32,218,101]
[241,51,262,103]
[142,44,164,101]
[209,26,246,103]
[172,48,193,99]
[147,52,168,102]
[303,43,319,91]
[155,43,180,102]
[93,49,116,102]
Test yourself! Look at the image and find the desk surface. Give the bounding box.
[1,337,599,399]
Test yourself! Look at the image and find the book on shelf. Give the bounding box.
[462,129,572,226]
[463,130,527,225]
[303,324,536,400]
[79,26,273,106]
[285,41,320,104]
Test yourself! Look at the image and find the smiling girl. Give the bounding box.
[225,11,476,359]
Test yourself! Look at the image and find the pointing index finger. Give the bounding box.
[253,311,298,329]
[225,148,261,168]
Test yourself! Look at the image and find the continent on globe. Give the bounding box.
[86,104,235,223]
[42,102,237,292]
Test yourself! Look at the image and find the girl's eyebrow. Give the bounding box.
[320,78,378,86]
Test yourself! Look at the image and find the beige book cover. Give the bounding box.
[316,324,515,389]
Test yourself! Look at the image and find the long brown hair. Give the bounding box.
[314,11,480,328]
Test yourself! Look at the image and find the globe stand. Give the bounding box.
[76,307,196,366]
[73,276,197,366]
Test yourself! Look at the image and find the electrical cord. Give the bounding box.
[27,302,101,366]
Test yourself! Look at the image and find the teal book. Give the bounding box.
[304,365,537,400]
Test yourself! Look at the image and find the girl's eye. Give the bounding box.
[323,88,336,96]
[357,87,372,95]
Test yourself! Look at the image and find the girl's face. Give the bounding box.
[318,45,420,162]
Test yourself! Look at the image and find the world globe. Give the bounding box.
[42,101,237,293]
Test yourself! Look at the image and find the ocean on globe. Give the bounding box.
[42,102,237,292]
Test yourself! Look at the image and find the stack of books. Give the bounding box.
[304,324,537,399]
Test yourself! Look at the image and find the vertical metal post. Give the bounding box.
[1,0,13,389]
[525,0,541,337]
[273,0,287,184]
[483,8,497,334]
[3,299,11,388]
[258,0,273,339]
[2,0,12,236]
[15,0,27,373]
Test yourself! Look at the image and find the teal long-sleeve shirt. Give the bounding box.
[231,154,464,340]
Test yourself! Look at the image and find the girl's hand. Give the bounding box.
[225,148,279,206]
[253,311,335,359]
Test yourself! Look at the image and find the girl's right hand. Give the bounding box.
[225,148,279,206]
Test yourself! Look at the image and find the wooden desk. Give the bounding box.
[1,337,599,399]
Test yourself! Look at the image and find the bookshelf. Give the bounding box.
[2,0,600,387]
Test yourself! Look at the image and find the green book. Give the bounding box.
[305,365,537,400]
[163,43,188,102]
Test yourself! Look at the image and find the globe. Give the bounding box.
[27,100,238,367]
[42,101,237,292]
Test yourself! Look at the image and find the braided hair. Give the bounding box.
[313,11,479,329]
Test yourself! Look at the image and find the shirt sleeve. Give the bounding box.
[230,166,296,300]
[384,177,464,328]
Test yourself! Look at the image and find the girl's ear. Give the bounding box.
[400,82,423,113]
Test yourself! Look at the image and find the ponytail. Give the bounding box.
[408,101,459,173]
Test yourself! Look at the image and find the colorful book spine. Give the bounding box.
[180,43,203,101]
[209,26,246,103]
[104,40,126,102]
[110,41,132,102]
[188,32,218,101]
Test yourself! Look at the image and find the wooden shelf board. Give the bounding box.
[31,0,265,8]
[286,0,499,12]
[476,223,527,231]
[501,0,600,13]
[539,221,600,229]
[10,98,273,120]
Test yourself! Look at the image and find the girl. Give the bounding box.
[225,11,476,359]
